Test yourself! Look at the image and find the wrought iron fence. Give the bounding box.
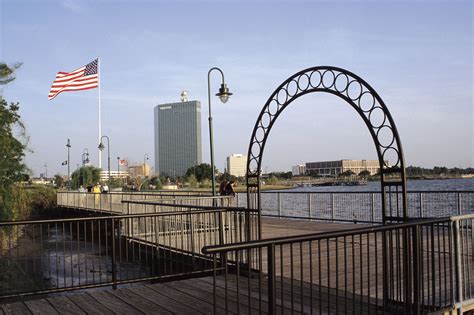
[0,204,257,299]
[57,191,236,214]
[202,214,473,314]
[236,190,474,223]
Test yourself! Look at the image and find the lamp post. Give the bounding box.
[98,135,110,182]
[66,139,71,182]
[117,157,120,173]
[143,153,149,177]
[207,67,232,196]
[82,148,90,166]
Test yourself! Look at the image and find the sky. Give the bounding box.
[0,0,472,177]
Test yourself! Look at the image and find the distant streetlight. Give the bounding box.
[66,139,71,182]
[98,135,110,182]
[117,156,120,173]
[82,148,90,166]
[207,67,233,196]
[143,153,149,177]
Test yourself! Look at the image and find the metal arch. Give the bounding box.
[246,66,407,237]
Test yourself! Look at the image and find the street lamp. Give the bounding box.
[207,67,232,196]
[66,139,71,182]
[82,148,90,166]
[143,153,149,177]
[98,135,110,182]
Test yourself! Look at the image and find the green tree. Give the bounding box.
[53,174,64,187]
[71,166,101,189]
[149,176,163,189]
[266,175,278,185]
[0,62,28,220]
[339,170,355,177]
[185,163,218,182]
[358,170,371,178]
[186,174,198,188]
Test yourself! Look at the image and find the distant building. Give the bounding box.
[226,154,247,177]
[305,159,387,176]
[154,99,202,177]
[100,170,129,181]
[128,164,151,178]
[292,165,306,176]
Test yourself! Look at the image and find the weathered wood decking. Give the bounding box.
[1,218,470,314]
[0,275,380,315]
[0,219,365,314]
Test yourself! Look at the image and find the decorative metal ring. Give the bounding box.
[368,106,387,129]
[358,91,375,113]
[276,88,288,105]
[309,70,322,88]
[334,72,349,93]
[382,147,400,168]
[376,124,395,148]
[321,70,336,89]
[297,73,310,91]
[286,79,299,97]
[346,79,363,101]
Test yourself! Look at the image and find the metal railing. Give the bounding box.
[0,202,258,299]
[236,190,474,223]
[57,191,236,214]
[202,214,473,314]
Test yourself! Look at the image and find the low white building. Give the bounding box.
[292,165,306,176]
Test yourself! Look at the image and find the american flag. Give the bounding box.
[48,58,99,100]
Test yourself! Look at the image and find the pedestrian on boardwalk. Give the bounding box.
[219,180,229,196]
[224,180,236,197]
[93,183,101,194]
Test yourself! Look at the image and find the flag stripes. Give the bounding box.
[48,59,98,100]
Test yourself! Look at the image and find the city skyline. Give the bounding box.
[1,0,472,177]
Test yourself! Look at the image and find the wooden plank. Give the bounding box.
[165,279,243,314]
[24,299,59,315]
[88,291,143,315]
[1,302,31,315]
[68,293,114,315]
[185,277,271,314]
[110,288,172,314]
[147,282,229,314]
[129,285,201,314]
[46,297,86,315]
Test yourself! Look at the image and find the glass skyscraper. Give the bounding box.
[154,100,202,177]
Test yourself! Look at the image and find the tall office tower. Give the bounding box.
[226,154,248,177]
[154,98,202,177]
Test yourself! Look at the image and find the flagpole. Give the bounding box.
[98,56,102,169]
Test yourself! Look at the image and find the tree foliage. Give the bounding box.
[185,163,217,182]
[71,166,101,189]
[0,62,28,220]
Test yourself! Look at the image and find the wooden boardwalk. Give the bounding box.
[1,218,467,314]
[0,274,385,315]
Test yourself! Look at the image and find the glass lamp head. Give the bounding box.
[216,83,232,104]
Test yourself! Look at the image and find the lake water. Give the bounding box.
[236,178,474,222]
[286,178,474,192]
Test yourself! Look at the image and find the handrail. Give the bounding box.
[57,191,210,197]
[255,189,474,194]
[0,207,256,226]
[202,215,472,254]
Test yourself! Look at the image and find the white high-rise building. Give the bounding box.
[226,154,247,177]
